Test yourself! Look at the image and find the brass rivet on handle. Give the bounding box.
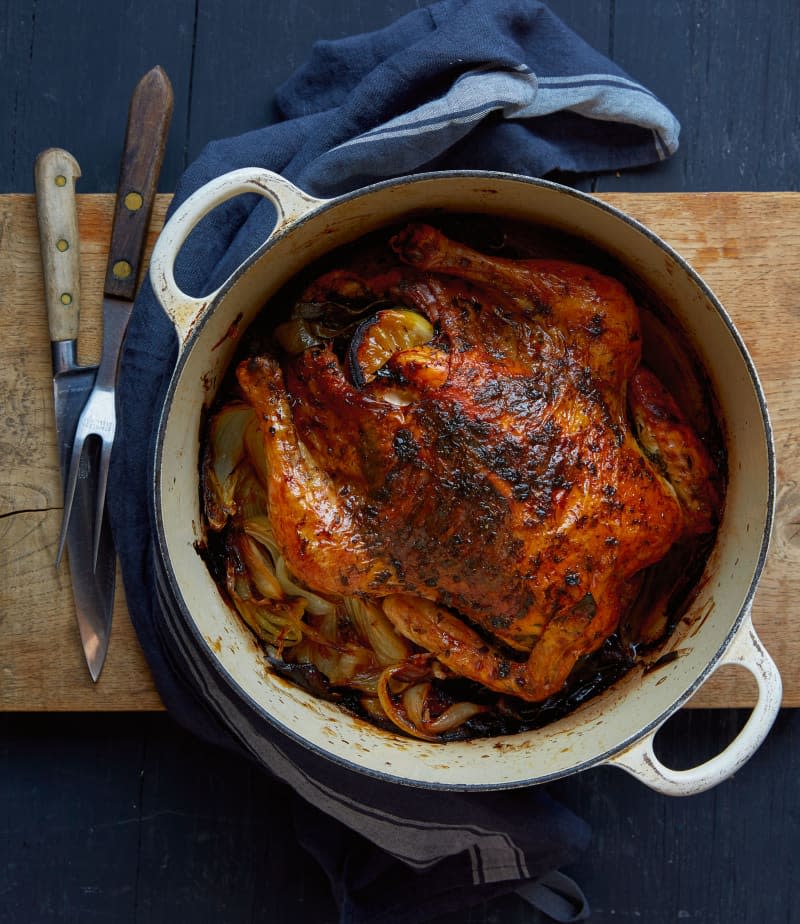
[112,259,133,280]
[54,175,67,187]
[60,292,73,305]
[124,191,144,211]
[56,239,69,252]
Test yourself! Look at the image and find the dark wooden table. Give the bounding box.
[2,2,799,922]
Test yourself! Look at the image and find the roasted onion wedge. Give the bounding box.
[201,402,256,530]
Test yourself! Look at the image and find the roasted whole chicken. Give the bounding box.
[235,222,721,705]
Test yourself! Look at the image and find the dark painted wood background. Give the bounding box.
[2,1,799,921]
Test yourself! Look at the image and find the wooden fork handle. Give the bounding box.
[103,65,174,302]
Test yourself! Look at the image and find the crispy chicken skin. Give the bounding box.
[237,223,721,702]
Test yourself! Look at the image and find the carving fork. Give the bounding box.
[56,66,173,568]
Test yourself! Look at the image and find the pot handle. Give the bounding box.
[607,612,782,796]
[149,168,326,344]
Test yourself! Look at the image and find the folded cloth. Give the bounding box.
[108,1,679,920]
[170,0,679,289]
[292,798,590,924]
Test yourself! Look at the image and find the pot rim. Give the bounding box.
[150,169,777,789]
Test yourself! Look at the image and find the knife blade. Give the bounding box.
[35,147,116,681]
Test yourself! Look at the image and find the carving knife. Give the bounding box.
[35,147,116,681]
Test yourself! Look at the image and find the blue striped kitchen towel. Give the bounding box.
[170,0,679,288]
[108,1,678,920]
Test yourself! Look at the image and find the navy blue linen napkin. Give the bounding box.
[108,1,678,920]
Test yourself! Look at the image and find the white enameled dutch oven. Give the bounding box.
[149,169,782,795]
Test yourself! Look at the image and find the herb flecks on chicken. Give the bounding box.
[237,223,721,703]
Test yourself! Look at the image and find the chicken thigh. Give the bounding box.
[237,223,721,702]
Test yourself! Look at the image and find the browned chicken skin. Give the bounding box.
[237,223,721,702]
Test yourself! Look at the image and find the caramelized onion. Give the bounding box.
[275,557,337,616]
[344,598,411,665]
[227,591,305,649]
[376,661,487,739]
[377,664,438,742]
[202,403,255,529]
[308,641,376,687]
[238,533,283,600]
[401,680,487,735]
[233,467,270,525]
[402,681,431,728]
[424,701,488,734]
[302,608,380,689]
[244,416,269,488]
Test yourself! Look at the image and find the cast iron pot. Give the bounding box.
[149,169,781,795]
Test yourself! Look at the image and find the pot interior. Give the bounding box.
[154,174,773,788]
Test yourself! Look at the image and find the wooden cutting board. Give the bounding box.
[1,191,798,711]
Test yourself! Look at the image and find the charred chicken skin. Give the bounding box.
[237,223,721,703]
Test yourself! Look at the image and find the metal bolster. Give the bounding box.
[51,339,78,376]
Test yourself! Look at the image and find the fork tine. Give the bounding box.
[55,432,86,567]
[92,437,114,571]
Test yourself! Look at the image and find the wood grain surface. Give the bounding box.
[3,3,800,922]
[1,191,798,711]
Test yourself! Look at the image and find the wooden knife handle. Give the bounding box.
[104,65,174,301]
[34,148,82,343]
